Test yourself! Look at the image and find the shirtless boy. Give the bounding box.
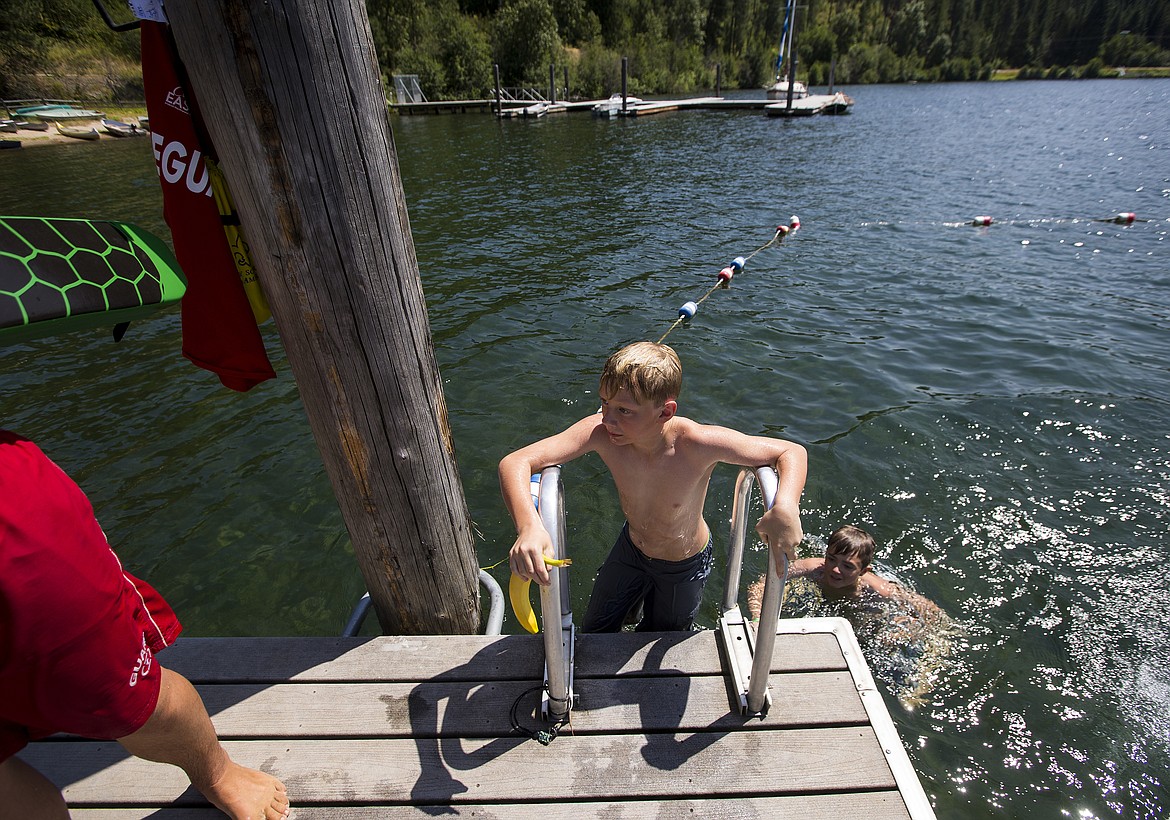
[501,341,807,632]
[748,524,942,617]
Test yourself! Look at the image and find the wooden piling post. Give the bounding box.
[165,0,481,635]
[621,57,628,112]
[563,66,569,101]
[715,63,722,97]
[549,64,556,104]
[494,64,502,116]
[787,9,800,110]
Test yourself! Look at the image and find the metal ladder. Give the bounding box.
[345,464,784,722]
[531,465,786,722]
[717,466,788,716]
[532,466,576,721]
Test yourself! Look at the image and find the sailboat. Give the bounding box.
[764,0,855,117]
[766,0,807,101]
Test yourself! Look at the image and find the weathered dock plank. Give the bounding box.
[72,791,913,819]
[21,621,933,818]
[159,631,849,683]
[26,729,895,803]
[157,671,866,738]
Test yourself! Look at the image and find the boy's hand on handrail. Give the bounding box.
[756,498,803,574]
[509,526,554,586]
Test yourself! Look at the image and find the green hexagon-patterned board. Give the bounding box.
[0,216,186,343]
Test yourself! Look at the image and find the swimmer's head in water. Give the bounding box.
[826,525,875,567]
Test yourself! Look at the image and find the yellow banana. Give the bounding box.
[509,555,572,634]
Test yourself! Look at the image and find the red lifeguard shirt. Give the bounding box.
[0,431,182,760]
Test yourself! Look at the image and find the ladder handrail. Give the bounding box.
[722,466,788,714]
[343,567,505,637]
[536,466,574,720]
[531,464,782,718]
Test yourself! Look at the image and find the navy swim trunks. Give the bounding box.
[581,522,714,632]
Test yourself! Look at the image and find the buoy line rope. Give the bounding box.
[968,212,1142,227]
[656,215,802,345]
[853,212,1147,229]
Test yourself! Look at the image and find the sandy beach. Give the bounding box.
[3,130,92,148]
[1,119,150,148]
[2,131,149,148]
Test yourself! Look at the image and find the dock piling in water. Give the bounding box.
[165,0,481,634]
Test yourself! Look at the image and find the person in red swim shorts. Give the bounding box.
[0,431,290,819]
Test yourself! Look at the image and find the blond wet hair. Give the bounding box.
[599,341,681,406]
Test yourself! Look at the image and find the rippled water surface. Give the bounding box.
[2,80,1168,818]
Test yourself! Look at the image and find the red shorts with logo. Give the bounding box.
[0,431,182,761]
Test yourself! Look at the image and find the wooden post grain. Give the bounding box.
[165,0,480,634]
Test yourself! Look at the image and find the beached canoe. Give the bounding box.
[101,118,143,137]
[56,124,101,140]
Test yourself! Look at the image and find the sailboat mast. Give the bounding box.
[784,0,796,80]
[775,0,795,80]
[786,0,800,108]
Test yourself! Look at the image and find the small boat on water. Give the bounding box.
[820,91,855,115]
[101,118,143,137]
[520,101,550,118]
[56,123,100,141]
[592,92,643,117]
[766,78,808,101]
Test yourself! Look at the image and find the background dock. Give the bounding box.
[21,618,932,818]
[394,96,782,116]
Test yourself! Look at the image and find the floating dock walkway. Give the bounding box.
[22,618,933,818]
[394,96,807,116]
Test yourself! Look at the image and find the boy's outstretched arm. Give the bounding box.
[499,415,600,586]
[696,425,807,574]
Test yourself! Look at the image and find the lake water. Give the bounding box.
[2,80,1168,817]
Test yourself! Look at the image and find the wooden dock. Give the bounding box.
[20,617,933,818]
[393,97,783,117]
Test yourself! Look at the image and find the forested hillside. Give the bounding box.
[2,0,1167,101]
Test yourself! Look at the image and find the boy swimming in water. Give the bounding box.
[747,524,942,619]
[749,524,952,706]
[501,341,807,632]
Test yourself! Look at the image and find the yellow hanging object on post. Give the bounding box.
[206,157,271,325]
[509,555,572,634]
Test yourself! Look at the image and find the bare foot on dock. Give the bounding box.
[198,761,289,820]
